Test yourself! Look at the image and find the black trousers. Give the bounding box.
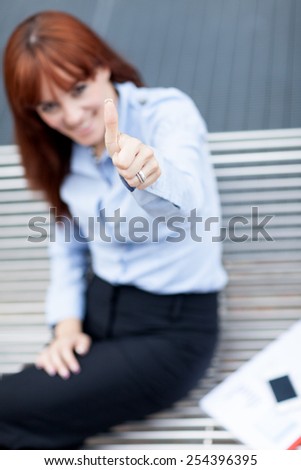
[0,276,219,449]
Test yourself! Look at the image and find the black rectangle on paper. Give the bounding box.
[268,375,297,403]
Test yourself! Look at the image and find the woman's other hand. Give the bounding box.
[104,98,161,189]
[35,318,91,379]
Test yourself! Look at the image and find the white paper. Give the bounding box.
[200,320,301,449]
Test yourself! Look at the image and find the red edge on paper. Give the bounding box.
[287,437,301,450]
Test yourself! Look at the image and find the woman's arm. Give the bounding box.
[104,90,214,218]
[45,218,90,327]
[35,219,92,379]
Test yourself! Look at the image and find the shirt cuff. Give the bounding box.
[119,174,135,192]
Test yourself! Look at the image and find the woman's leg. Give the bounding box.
[0,277,218,449]
[0,339,175,449]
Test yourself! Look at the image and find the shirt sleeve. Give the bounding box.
[45,219,90,327]
[132,89,209,217]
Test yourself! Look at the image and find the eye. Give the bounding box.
[36,102,59,114]
[71,83,87,97]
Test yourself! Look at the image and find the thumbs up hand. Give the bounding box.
[104,98,161,189]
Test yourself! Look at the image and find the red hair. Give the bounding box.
[3,10,144,215]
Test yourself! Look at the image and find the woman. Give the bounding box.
[0,10,227,449]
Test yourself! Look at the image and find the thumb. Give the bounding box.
[75,334,91,355]
[104,98,120,157]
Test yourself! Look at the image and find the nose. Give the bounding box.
[61,100,84,128]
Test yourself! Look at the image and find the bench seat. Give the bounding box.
[0,128,300,448]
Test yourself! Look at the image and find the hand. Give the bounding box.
[35,320,91,379]
[104,98,161,189]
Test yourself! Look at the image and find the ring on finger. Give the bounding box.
[136,170,146,184]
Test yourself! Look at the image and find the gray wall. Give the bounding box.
[1,0,300,144]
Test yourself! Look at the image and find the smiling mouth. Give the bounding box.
[74,121,94,136]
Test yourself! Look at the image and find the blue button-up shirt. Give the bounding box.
[45,82,227,326]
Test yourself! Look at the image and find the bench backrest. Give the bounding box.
[1,128,301,374]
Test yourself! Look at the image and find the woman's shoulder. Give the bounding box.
[132,83,206,132]
[135,84,195,109]
[118,81,194,110]
[117,82,206,135]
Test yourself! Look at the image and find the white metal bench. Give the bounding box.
[1,128,300,449]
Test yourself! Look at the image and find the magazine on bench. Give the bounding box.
[200,320,301,449]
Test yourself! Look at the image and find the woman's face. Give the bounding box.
[36,67,117,151]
